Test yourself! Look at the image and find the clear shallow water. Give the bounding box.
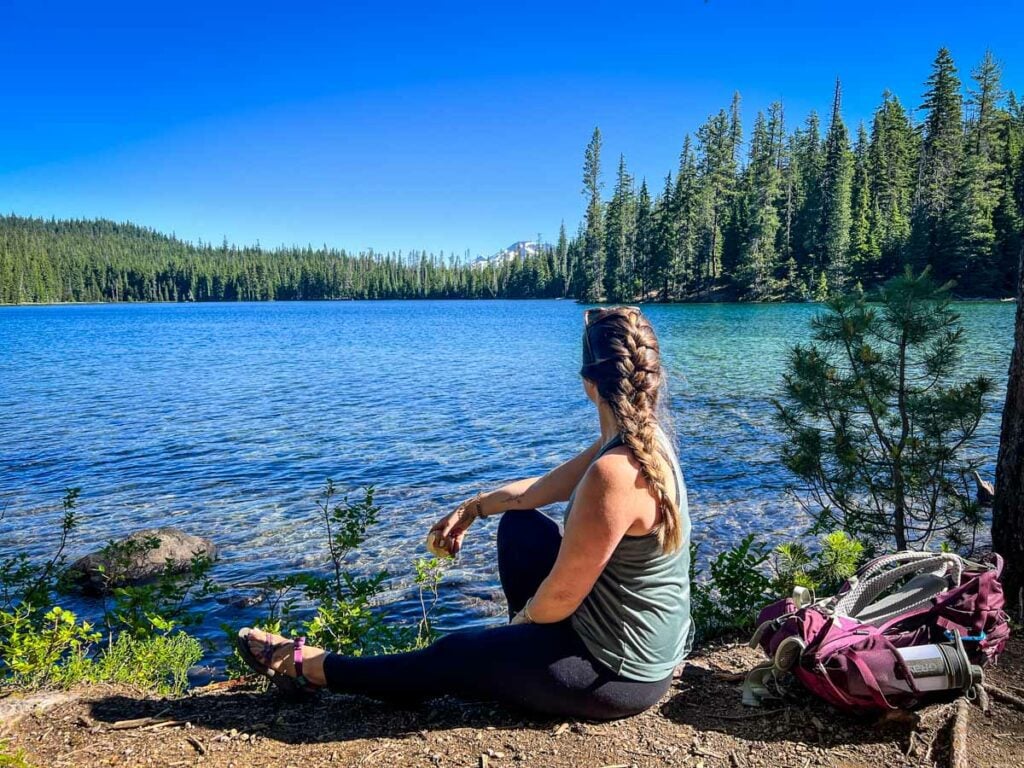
[0,300,1013,669]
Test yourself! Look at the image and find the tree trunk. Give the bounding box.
[993,244,1024,610]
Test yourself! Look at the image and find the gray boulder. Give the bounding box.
[68,527,217,593]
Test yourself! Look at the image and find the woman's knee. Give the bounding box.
[424,627,488,661]
[497,508,556,546]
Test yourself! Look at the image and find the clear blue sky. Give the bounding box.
[1,1,1021,257]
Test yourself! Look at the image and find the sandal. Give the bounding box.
[235,627,322,698]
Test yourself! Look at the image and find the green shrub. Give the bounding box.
[98,549,219,641]
[90,631,202,695]
[774,269,992,551]
[286,482,408,654]
[0,606,99,689]
[691,534,772,637]
[2,489,80,616]
[0,740,34,768]
[771,530,865,598]
[412,555,447,648]
[691,531,866,640]
[0,490,211,694]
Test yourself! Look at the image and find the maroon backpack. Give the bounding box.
[743,552,1010,712]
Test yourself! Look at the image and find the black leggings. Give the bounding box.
[321,509,672,720]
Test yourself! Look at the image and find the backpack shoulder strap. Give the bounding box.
[833,553,963,625]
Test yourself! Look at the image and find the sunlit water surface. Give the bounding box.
[0,300,1013,675]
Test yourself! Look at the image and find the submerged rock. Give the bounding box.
[215,591,266,609]
[68,527,217,593]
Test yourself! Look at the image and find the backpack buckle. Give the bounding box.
[944,628,987,644]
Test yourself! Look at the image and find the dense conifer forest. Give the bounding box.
[1,47,1021,305]
[0,217,559,303]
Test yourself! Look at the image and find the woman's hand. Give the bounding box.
[509,609,531,625]
[509,597,535,625]
[427,495,482,556]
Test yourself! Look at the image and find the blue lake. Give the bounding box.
[0,300,1014,672]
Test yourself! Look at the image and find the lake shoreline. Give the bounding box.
[0,296,1016,308]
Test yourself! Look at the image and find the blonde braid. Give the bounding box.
[591,308,682,554]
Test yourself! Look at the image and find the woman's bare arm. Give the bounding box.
[429,437,604,554]
[478,437,604,517]
[525,450,637,623]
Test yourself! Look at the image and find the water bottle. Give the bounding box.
[895,641,983,692]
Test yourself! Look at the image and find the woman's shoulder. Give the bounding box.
[564,450,641,533]
[573,446,639,503]
[591,439,680,505]
[591,443,640,476]
[586,444,656,501]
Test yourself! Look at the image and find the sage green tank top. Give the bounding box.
[564,429,693,682]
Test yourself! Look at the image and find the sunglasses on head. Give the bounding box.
[582,306,642,374]
[584,306,641,326]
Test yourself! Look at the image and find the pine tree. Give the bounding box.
[777,269,993,550]
[993,93,1024,295]
[568,222,587,298]
[948,50,1006,293]
[695,109,738,293]
[580,128,605,302]
[868,92,918,275]
[736,104,784,299]
[555,221,569,297]
[603,154,637,301]
[634,181,655,299]
[721,92,746,277]
[672,136,701,294]
[652,173,676,299]
[818,79,853,292]
[911,47,964,278]
[791,112,824,276]
[848,122,876,280]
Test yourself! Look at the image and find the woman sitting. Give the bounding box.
[237,306,692,720]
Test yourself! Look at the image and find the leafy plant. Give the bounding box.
[771,531,865,597]
[91,631,202,695]
[771,541,815,592]
[297,482,401,653]
[0,490,211,695]
[97,546,219,641]
[0,740,35,768]
[413,556,449,647]
[1,488,80,615]
[691,534,772,636]
[691,530,866,640]
[0,606,99,689]
[688,542,716,637]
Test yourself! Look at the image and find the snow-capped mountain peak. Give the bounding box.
[473,241,549,268]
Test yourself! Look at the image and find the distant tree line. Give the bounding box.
[575,47,1023,301]
[1,47,1020,305]
[0,218,570,303]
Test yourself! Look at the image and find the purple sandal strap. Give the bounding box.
[293,636,306,682]
[258,631,276,666]
[240,628,317,694]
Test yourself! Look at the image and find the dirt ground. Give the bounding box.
[3,638,1023,768]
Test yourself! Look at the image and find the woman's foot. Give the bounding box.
[236,627,328,693]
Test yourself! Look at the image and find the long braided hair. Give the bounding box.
[580,306,682,554]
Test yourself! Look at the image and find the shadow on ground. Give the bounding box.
[86,684,561,745]
[661,664,922,750]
